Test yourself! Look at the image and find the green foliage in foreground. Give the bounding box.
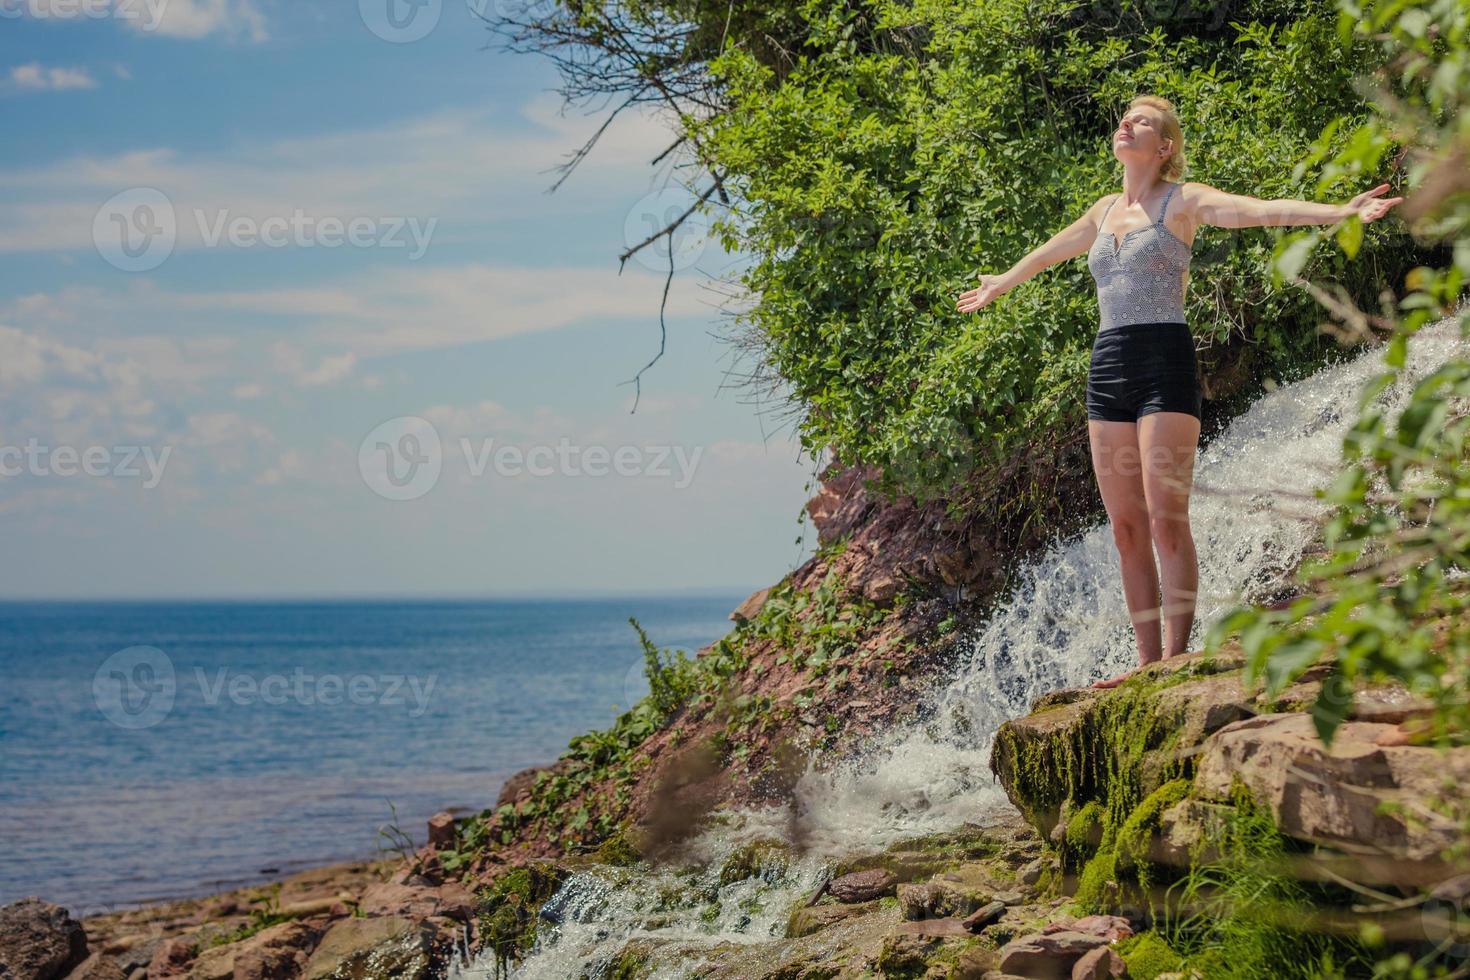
[694,0,1425,505]
[1206,0,1470,751]
[1157,780,1377,979]
[1199,3,1470,972]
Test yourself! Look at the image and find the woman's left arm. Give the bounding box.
[1185,181,1404,229]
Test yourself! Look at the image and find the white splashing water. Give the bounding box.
[450,314,1468,979]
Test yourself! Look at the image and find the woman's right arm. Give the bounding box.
[955,195,1114,314]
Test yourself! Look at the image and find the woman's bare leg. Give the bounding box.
[1138,411,1201,658]
[1087,419,1162,689]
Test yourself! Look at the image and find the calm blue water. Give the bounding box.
[0,596,746,913]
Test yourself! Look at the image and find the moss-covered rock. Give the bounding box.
[988,651,1249,844]
[786,899,882,938]
[1114,930,1184,979]
[474,861,570,969]
[718,838,794,887]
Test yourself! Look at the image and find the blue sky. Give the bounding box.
[0,0,822,598]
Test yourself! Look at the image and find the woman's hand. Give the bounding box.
[955,273,1011,314]
[1346,182,1404,223]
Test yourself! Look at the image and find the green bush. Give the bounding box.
[694,0,1426,507]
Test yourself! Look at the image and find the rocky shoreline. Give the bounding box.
[12,643,1456,980]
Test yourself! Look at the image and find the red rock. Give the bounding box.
[146,938,196,979]
[998,930,1109,979]
[426,812,456,851]
[61,951,127,980]
[730,586,771,623]
[1045,914,1133,942]
[0,898,89,980]
[961,900,1007,932]
[1072,945,1126,979]
[494,764,558,809]
[827,868,897,903]
[893,918,970,937]
[356,881,474,923]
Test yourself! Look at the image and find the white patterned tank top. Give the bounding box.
[1086,181,1192,331]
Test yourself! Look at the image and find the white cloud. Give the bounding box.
[7,0,267,41]
[266,342,358,388]
[0,100,685,253]
[9,63,98,92]
[0,324,100,384]
[297,352,356,387]
[0,261,712,358]
[137,0,267,41]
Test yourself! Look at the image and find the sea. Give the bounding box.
[0,594,749,914]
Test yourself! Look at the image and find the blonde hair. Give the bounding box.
[1124,95,1187,182]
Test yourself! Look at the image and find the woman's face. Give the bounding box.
[1113,107,1171,168]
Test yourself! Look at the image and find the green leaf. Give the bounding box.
[1311,671,1354,746]
[1335,215,1363,259]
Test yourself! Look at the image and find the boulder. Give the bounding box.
[896,873,991,921]
[426,813,456,852]
[494,765,557,809]
[185,920,322,980]
[301,916,450,980]
[787,900,880,938]
[60,952,127,980]
[355,881,474,923]
[1071,945,1127,979]
[0,899,89,980]
[146,937,197,979]
[730,586,771,623]
[1044,915,1133,942]
[1154,799,1236,867]
[998,931,1110,979]
[1194,712,1470,886]
[892,917,971,937]
[961,901,1007,932]
[826,868,897,903]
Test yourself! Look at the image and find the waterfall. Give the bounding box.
[450,313,1468,979]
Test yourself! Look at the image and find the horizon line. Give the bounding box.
[0,585,767,604]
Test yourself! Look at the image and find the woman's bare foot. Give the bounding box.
[1091,667,1139,689]
[1091,655,1168,689]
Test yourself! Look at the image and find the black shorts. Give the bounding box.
[1086,321,1202,422]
